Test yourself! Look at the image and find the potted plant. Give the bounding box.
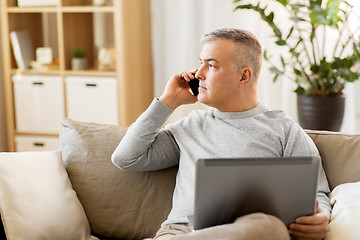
[234,0,360,131]
[71,47,87,71]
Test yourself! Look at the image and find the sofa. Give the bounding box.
[0,118,359,240]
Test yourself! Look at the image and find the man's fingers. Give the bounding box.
[289,222,328,234]
[179,71,194,82]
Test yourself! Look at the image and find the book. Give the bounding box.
[10,30,35,70]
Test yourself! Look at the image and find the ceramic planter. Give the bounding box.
[297,94,345,131]
[71,58,87,71]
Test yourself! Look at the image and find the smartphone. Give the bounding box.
[188,77,200,96]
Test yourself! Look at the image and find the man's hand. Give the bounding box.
[159,70,198,109]
[288,201,329,240]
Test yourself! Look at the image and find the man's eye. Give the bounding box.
[209,64,214,68]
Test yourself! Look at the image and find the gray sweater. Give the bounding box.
[112,98,331,227]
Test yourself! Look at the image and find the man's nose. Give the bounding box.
[195,67,204,80]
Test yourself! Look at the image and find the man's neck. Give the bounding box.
[216,100,259,112]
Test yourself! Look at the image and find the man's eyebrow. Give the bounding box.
[199,58,219,63]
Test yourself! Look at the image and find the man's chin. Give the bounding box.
[197,95,211,107]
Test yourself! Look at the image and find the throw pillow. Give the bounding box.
[0,151,98,240]
[60,118,177,239]
[325,181,360,240]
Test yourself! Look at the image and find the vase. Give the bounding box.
[297,94,345,131]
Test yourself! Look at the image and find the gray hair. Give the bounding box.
[201,28,262,78]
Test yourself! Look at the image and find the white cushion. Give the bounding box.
[325,181,360,239]
[0,151,98,240]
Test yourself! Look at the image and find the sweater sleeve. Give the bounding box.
[111,98,180,172]
[284,122,332,218]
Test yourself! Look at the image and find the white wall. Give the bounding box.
[0,9,8,151]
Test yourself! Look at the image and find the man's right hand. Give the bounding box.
[159,70,198,109]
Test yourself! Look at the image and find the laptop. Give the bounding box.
[189,157,320,230]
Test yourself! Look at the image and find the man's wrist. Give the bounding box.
[158,95,178,110]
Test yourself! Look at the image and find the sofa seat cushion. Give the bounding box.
[0,151,97,240]
[325,181,360,239]
[60,119,177,240]
[306,130,360,190]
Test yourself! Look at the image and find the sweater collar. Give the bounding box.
[212,103,267,119]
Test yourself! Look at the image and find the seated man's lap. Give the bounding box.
[151,213,290,240]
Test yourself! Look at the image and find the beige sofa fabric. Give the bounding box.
[0,151,97,240]
[60,119,177,240]
[306,130,360,191]
[59,120,360,240]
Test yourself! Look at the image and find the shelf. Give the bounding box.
[11,69,116,77]
[61,6,114,13]
[1,0,153,151]
[16,132,60,137]
[6,6,114,13]
[11,69,61,75]
[7,7,59,13]
[64,69,117,77]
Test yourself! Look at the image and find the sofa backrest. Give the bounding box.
[306,130,360,191]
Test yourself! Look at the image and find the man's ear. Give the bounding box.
[239,67,252,85]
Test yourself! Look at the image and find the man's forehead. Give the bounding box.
[200,39,236,61]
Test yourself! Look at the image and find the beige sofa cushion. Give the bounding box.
[60,119,177,240]
[306,130,360,190]
[0,151,97,240]
[325,181,360,239]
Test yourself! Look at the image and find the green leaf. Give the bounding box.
[280,56,286,68]
[275,40,287,46]
[294,39,302,49]
[326,0,341,14]
[268,12,275,22]
[290,16,306,22]
[273,74,280,82]
[294,68,302,76]
[310,4,328,25]
[290,4,306,9]
[326,0,341,27]
[276,0,289,6]
[286,27,294,40]
[269,66,280,74]
[263,50,269,61]
[294,86,305,94]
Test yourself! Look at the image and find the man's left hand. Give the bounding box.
[288,201,329,240]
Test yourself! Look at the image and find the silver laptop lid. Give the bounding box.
[193,157,320,230]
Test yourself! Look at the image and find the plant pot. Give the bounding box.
[71,57,87,71]
[297,94,345,131]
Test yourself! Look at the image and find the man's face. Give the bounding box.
[195,39,243,111]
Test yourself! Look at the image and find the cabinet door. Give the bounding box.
[15,135,59,152]
[12,74,65,133]
[65,76,118,125]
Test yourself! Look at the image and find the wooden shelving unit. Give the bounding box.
[0,0,153,151]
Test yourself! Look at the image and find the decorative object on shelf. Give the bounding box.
[93,0,108,6]
[36,47,53,64]
[29,61,59,71]
[234,0,360,131]
[98,47,116,71]
[17,0,58,7]
[71,48,87,71]
[31,47,59,71]
[10,30,35,70]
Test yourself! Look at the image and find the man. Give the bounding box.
[112,28,331,240]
